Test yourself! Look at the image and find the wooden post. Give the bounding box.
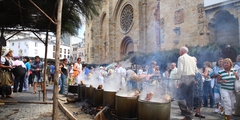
[52,0,63,119]
[0,28,3,57]
[43,31,49,102]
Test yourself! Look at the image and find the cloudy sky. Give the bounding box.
[78,14,85,38]
[78,24,85,38]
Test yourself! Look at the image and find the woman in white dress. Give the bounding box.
[73,58,82,84]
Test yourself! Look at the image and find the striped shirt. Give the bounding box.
[218,69,237,91]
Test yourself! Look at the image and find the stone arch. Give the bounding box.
[100,12,106,30]
[208,10,238,44]
[99,12,107,62]
[112,0,135,22]
[207,6,238,21]
[120,36,134,58]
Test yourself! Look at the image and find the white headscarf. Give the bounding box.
[2,47,11,57]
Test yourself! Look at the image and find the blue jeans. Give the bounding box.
[59,74,67,94]
[23,75,29,90]
[203,80,214,107]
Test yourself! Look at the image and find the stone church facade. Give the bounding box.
[85,0,240,64]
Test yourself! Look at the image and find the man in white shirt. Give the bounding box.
[169,62,178,99]
[177,46,198,120]
[170,62,178,80]
[234,55,240,76]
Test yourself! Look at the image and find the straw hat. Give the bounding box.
[2,47,12,56]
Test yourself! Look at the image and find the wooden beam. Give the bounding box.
[32,32,45,44]
[3,29,47,32]
[18,0,25,30]
[5,31,21,41]
[29,0,57,25]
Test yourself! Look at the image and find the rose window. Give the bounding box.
[120,4,134,33]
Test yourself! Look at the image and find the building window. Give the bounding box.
[120,4,134,33]
[64,55,66,58]
[12,43,14,46]
[64,49,66,54]
[53,52,55,58]
[35,42,38,47]
[53,46,55,51]
[60,48,62,53]
[35,49,38,54]
[67,55,69,58]
[68,49,70,54]
[73,48,77,51]
[60,54,62,58]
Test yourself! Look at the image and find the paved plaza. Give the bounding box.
[0,85,67,120]
[0,85,240,120]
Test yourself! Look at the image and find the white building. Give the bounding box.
[5,32,85,62]
[7,36,70,60]
[71,41,85,63]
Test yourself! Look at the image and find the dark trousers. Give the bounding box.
[14,73,25,92]
[0,86,11,96]
[177,76,195,120]
[51,74,54,82]
[28,74,33,85]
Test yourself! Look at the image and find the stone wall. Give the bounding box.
[85,0,240,64]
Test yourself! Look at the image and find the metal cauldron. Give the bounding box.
[103,90,117,109]
[115,95,138,119]
[77,84,86,101]
[138,99,171,120]
[85,86,94,103]
[93,88,103,106]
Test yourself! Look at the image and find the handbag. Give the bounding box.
[11,65,26,77]
[235,80,240,92]
[73,70,79,77]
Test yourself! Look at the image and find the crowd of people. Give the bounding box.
[0,46,240,120]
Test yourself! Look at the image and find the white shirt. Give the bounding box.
[170,67,178,80]
[116,67,127,77]
[234,63,240,76]
[13,60,26,68]
[177,54,198,78]
[75,63,82,73]
[1,56,13,66]
[138,69,143,75]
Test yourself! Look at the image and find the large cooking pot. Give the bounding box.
[68,85,78,94]
[138,99,171,120]
[93,88,103,106]
[77,84,86,101]
[85,86,94,102]
[103,90,117,109]
[115,95,138,119]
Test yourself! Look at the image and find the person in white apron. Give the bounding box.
[73,58,82,84]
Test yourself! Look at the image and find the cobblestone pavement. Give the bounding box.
[0,103,67,120]
[0,85,68,120]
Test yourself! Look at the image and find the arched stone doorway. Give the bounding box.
[209,10,239,44]
[120,36,134,59]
